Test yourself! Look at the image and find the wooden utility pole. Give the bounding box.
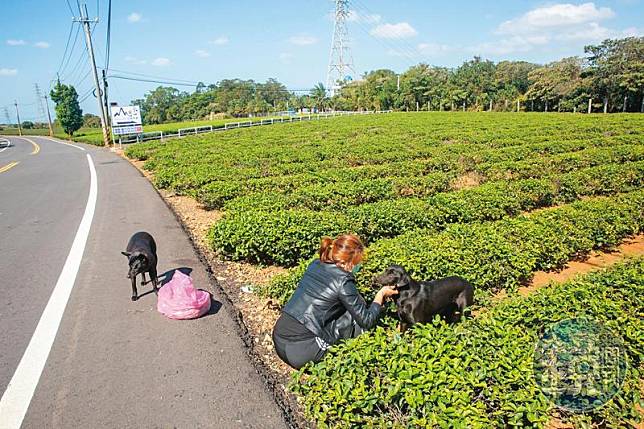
[44,95,54,136]
[75,3,110,146]
[14,101,22,136]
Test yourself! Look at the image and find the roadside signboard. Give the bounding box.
[110,105,143,135]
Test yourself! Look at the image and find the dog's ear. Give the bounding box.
[121,251,131,258]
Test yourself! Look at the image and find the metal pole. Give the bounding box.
[44,95,54,136]
[14,101,22,136]
[76,3,110,146]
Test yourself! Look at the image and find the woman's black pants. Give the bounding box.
[272,312,364,369]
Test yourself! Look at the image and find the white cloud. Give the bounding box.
[127,12,142,23]
[471,2,637,56]
[497,3,614,35]
[370,22,418,39]
[6,39,26,46]
[288,35,318,46]
[125,56,147,65]
[195,49,210,58]
[347,10,381,24]
[151,57,171,66]
[0,68,18,76]
[210,36,229,45]
[34,41,50,49]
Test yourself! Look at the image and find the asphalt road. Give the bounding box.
[0,136,287,428]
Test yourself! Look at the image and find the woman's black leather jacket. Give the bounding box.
[282,259,382,345]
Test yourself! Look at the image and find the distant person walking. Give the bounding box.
[272,234,397,369]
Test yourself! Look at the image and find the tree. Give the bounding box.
[584,37,644,112]
[21,121,34,129]
[527,57,585,111]
[82,113,101,128]
[50,81,83,136]
[452,57,497,110]
[362,69,397,110]
[310,83,328,112]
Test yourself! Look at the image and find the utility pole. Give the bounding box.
[102,69,112,142]
[74,3,110,146]
[14,101,22,136]
[44,95,54,136]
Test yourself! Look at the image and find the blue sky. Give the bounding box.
[1,0,642,120]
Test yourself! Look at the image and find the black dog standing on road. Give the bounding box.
[121,232,159,301]
[374,265,474,332]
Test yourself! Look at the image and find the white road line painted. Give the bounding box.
[0,153,97,429]
[38,136,86,151]
[0,139,10,153]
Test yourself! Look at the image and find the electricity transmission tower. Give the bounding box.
[2,107,10,125]
[34,84,46,121]
[326,0,355,96]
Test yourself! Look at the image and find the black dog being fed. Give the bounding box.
[374,265,474,332]
[121,231,159,301]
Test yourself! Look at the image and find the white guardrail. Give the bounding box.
[114,110,392,145]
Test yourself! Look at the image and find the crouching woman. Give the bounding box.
[272,234,398,369]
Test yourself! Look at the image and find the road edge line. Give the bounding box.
[38,136,86,152]
[0,153,97,429]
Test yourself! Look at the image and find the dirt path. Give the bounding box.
[519,234,644,297]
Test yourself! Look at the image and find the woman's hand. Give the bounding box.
[374,286,398,305]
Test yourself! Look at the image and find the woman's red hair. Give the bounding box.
[319,234,364,269]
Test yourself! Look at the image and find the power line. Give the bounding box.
[107,68,201,84]
[59,23,82,77]
[104,0,111,69]
[78,87,95,103]
[56,22,76,76]
[350,0,420,66]
[106,74,313,93]
[65,0,75,15]
[107,75,202,87]
[350,0,419,66]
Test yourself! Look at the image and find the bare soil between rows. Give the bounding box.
[123,151,644,428]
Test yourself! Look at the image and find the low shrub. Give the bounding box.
[291,257,644,428]
[263,191,644,304]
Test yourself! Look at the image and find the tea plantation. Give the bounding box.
[126,112,644,427]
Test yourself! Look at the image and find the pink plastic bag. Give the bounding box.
[157,270,211,319]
